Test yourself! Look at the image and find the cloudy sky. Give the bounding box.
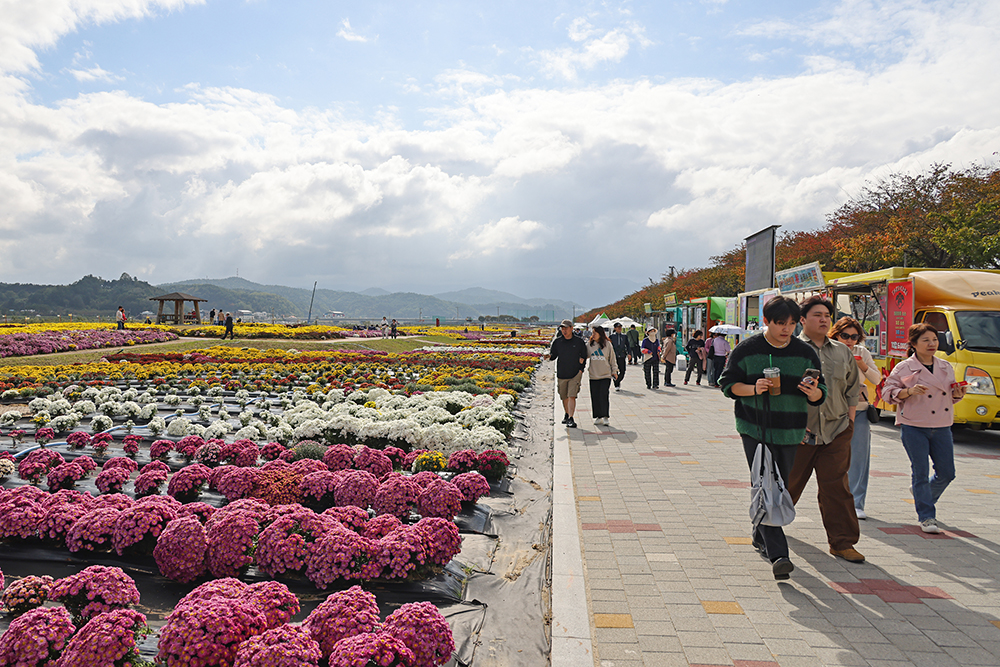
[1,0,998,307]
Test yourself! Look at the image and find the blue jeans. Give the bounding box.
[848,416,871,510]
[899,425,955,521]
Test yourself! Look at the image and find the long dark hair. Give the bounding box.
[592,326,608,348]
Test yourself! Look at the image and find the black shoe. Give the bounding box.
[772,558,794,580]
[752,539,768,559]
[566,418,577,428]
[562,414,569,424]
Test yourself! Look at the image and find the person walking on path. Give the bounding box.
[719,296,825,580]
[626,325,641,365]
[609,323,629,392]
[708,332,731,387]
[209,308,216,326]
[684,330,705,385]
[550,319,588,429]
[641,327,661,389]
[830,317,882,520]
[586,326,619,426]
[660,330,677,386]
[787,296,864,564]
[116,306,126,330]
[881,323,967,534]
[221,312,235,340]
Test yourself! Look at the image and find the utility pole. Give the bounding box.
[306,281,317,325]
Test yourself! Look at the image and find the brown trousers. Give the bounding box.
[788,423,860,551]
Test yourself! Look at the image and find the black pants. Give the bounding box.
[662,361,675,386]
[630,346,642,364]
[643,359,659,388]
[709,356,727,386]
[685,357,703,384]
[222,327,234,340]
[741,435,798,562]
[590,378,612,418]
[613,356,627,387]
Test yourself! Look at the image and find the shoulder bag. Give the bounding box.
[749,442,796,528]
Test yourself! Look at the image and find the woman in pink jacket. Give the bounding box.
[882,323,967,533]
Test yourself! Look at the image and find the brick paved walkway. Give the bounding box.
[549,359,1000,667]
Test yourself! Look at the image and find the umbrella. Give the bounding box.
[709,324,745,335]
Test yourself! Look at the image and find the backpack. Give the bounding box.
[706,341,716,359]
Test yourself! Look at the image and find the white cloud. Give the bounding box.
[0,0,202,73]
[536,27,631,80]
[66,65,121,82]
[336,18,372,43]
[450,216,546,260]
[0,0,999,305]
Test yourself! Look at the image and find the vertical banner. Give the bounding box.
[744,225,780,292]
[885,280,914,358]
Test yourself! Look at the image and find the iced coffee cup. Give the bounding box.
[763,367,781,396]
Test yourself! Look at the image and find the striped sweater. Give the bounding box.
[718,334,826,445]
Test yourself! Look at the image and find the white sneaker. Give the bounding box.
[594,417,601,425]
[615,387,621,392]
[920,518,942,534]
[855,508,867,520]
[603,418,610,425]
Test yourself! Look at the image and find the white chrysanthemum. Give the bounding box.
[72,400,96,415]
[120,401,142,418]
[166,417,191,436]
[292,418,327,441]
[139,404,158,421]
[189,424,207,438]
[49,414,80,433]
[121,388,138,401]
[204,421,232,439]
[266,423,294,445]
[91,414,113,432]
[0,410,21,427]
[28,397,51,413]
[137,392,156,404]
[80,387,100,401]
[147,416,166,435]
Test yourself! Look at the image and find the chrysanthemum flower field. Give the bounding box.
[0,342,551,666]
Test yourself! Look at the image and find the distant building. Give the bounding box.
[324,311,347,319]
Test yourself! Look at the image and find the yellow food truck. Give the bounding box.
[826,268,1000,428]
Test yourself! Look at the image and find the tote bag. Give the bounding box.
[749,442,796,528]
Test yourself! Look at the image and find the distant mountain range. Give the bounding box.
[0,274,584,322]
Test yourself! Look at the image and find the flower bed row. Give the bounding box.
[0,329,179,359]
[0,564,454,667]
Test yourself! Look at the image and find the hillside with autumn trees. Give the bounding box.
[582,161,1000,321]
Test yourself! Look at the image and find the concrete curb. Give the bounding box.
[550,379,595,666]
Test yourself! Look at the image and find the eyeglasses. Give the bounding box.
[838,332,860,341]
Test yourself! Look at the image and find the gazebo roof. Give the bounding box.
[149,292,207,302]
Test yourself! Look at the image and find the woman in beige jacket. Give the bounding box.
[829,317,882,519]
[586,326,619,426]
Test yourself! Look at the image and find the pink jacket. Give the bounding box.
[881,355,961,428]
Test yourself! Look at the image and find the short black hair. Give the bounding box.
[799,295,834,318]
[692,330,703,338]
[762,296,801,324]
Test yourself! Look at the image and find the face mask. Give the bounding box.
[647,332,656,341]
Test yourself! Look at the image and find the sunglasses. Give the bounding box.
[837,332,861,341]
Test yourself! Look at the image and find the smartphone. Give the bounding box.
[803,368,821,385]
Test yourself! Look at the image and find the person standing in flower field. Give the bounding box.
[116,306,126,330]
[221,312,235,340]
[787,296,864,564]
[719,296,825,580]
[550,319,587,429]
[609,323,629,392]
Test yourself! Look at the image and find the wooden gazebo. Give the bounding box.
[149,292,208,325]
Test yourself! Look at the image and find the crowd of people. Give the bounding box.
[553,299,967,581]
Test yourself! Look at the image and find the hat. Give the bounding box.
[646,326,656,333]
[560,319,574,328]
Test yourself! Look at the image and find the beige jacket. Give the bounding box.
[586,340,620,380]
[800,334,860,444]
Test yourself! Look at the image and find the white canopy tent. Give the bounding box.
[588,313,612,328]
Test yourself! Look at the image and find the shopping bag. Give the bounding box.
[749,442,795,528]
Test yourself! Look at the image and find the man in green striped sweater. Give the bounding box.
[719,296,826,580]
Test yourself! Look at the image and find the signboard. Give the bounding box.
[725,298,737,328]
[644,303,652,314]
[885,280,914,358]
[744,225,779,292]
[663,292,677,307]
[775,261,824,293]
